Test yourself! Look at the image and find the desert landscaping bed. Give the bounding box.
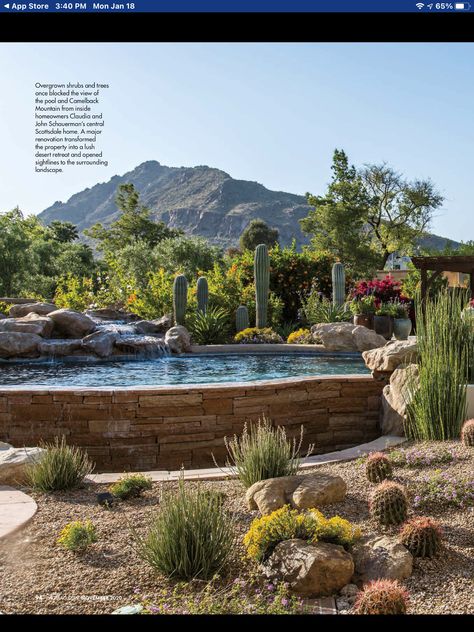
[1,439,473,615]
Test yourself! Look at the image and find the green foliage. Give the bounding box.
[57,520,97,552]
[234,327,283,344]
[349,295,376,315]
[365,452,393,484]
[109,473,153,500]
[302,294,352,325]
[406,290,472,441]
[126,269,174,320]
[369,481,408,526]
[400,517,442,558]
[401,265,448,300]
[25,436,94,492]
[240,218,279,251]
[188,306,230,344]
[48,220,79,243]
[135,479,235,580]
[153,236,223,279]
[354,579,409,615]
[54,275,94,311]
[243,506,361,562]
[254,243,270,328]
[222,416,310,488]
[0,301,9,316]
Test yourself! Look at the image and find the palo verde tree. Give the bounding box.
[239,218,279,252]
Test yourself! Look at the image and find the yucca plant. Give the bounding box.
[188,306,230,344]
[135,478,235,580]
[221,415,312,488]
[25,435,94,492]
[406,289,472,441]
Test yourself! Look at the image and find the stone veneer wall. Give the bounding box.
[0,376,384,472]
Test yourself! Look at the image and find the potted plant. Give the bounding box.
[392,301,412,340]
[350,295,376,329]
[374,302,394,340]
[462,297,474,331]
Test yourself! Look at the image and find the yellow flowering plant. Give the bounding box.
[287,328,312,344]
[57,520,97,552]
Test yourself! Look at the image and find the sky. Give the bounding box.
[0,42,472,242]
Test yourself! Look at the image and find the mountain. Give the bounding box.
[39,160,460,252]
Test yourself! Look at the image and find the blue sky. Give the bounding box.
[0,42,472,242]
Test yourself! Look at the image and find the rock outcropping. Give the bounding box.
[311,322,386,352]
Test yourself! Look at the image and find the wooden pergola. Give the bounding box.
[411,256,474,302]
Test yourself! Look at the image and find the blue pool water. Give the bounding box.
[0,353,368,387]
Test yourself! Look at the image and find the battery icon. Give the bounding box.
[455,2,471,8]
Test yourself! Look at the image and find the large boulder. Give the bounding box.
[165,325,192,354]
[0,313,6,320]
[82,330,118,358]
[381,363,419,435]
[8,302,56,318]
[0,313,54,338]
[135,314,173,335]
[362,340,418,377]
[48,308,96,339]
[311,323,385,352]
[0,332,42,358]
[352,535,413,583]
[262,539,354,597]
[246,473,347,515]
[38,339,83,357]
[85,308,141,322]
[0,442,45,485]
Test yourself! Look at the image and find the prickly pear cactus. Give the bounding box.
[369,481,408,526]
[254,244,270,328]
[173,274,188,326]
[236,305,250,332]
[332,262,345,307]
[196,276,209,314]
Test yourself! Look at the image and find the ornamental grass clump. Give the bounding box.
[399,517,443,558]
[135,479,235,580]
[57,520,97,552]
[365,452,392,484]
[461,419,474,447]
[406,289,472,441]
[353,579,409,615]
[25,436,94,492]
[243,505,360,562]
[187,306,230,344]
[369,481,408,526]
[222,416,312,489]
[109,473,153,500]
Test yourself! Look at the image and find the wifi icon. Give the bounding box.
[416,2,425,8]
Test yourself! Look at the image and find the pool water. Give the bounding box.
[0,353,369,387]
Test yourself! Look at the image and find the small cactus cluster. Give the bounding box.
[365,452,392,484]
[461,419,474,447]
[353,579,409,615]
[369,481,408,526]
[399,517,443,558]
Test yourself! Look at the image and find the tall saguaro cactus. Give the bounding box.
[332,262,346,307]
[254,243,270,328]
[173,274,188,325]
[236,305,249,332]
[196,276,209,314]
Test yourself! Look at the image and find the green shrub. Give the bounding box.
[302,295,351,324]
[136,479,235,580]
[222,416,311,488]
[234,327,283,344]
[109,473,153,500]
[188,306,230,344]
[0,301,9,316]
[57,520,97,552]
[25,436,94,492]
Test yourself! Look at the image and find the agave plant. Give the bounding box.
[188,306,230,345]
[302,295,351,325]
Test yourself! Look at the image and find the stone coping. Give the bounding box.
[0,373,374,393]
[0,486,37,541]
[189,344,361,355]
[87,435,406,483]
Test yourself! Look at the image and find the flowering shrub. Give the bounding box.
[57,520,97,552]
[234,327,283,344]
[389,446,456,468]
[351,274,409,308]
[243,506,361,562]
[287,328,312,344]
[413,470,474,509]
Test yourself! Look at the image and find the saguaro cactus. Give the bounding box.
[196,276,209,314]
[236,305,249,332]
[173,274,188,325]
[332,262,345,307]
[254,244,270,328]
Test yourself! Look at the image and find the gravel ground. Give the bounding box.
[0,440,473,615]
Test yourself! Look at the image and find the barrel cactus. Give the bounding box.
[254,244,270,328]
[369,481,408,526]
[399,517,442,558]
[332,262,345,307]
[365,452,392,484]
[461,419,474,446]
[173,274,188,326]
[196,276,209,314]
[235,305,249,332]
[353,579,409,615]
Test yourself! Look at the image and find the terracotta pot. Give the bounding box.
[393,318,412,340]
[374,315,393,340]
[353,314,374,330]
